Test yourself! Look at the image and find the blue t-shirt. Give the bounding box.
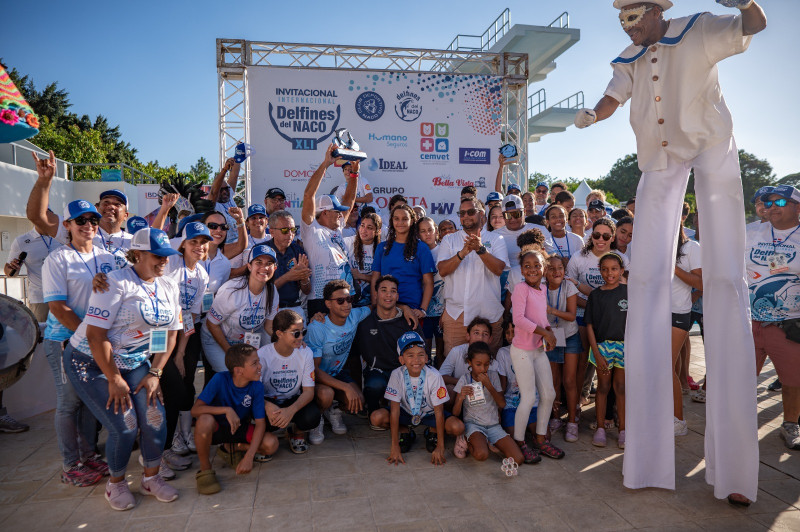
[305,306,371,376]
[372,239,436,309]
[197,371,266,421]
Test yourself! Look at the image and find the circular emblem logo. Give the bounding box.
[395,91,422,122]
[355,91,385,122]
[155,233,169,247]
[78,200,91,209]
[193,222,205,232]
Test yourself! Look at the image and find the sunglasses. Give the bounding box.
[764,198,793,208]
[503,211,523,220]
[592,232,612,241]
[285,330,303,339]
[206,222,229,231]
[72,216,99,226]
[273,227,298,234]
[457,208,481,217]
[327,296,354,305]
[535,188,548,194]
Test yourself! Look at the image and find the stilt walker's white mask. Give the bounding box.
[619,6,651,29]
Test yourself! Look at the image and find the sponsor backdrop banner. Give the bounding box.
[248,67,503,222]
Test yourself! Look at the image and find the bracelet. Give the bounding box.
[348,172,359,178]
[456,251,463,261]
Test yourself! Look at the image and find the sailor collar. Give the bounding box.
[611,12,704,64]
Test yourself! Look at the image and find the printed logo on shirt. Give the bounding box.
[750,275,800,320]
[385,386,398,397]
[100,262,114,274]
[436,386,447,399]
[139,301,175,327]
[238,301,266,330]
[310,371,315,382]
[86,306,111,321]
[242,394,252,408]
[270,375,299,392]
[749,243,797,267]
[209,307,223,321]
[618,299,628,311]
[370,329,378,335]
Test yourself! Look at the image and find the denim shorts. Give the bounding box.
[465,421,509,444]
[501,407,537,429]
[545,332,583,363]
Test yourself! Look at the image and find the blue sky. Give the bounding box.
[2,0,796,181]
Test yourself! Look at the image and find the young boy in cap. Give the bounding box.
[573,0,767,504]
[370,331,465,465]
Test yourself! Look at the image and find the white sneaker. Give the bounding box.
[184,429,197,453]
[171,431,189,456]
[674,417,688,437]
[780,422,800,450]
[324,405,347,435]
[162,448,192,471]
[309,416,325,445]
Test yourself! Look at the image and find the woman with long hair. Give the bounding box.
[345,212,381,307]
[486,204,506,232]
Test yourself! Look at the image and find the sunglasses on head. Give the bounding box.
[592,232,612,241]
[457,208,480,217]
[72,216,99,226]
[764,198,793,208]
[327,296,354,305]
[504,210,523,219]
[274,227,298,234]
[206,222,229,231]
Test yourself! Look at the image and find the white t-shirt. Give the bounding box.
[206,279,280,344]
[69,268,183,370]
[671,240,702,314]
[344,236,375,276]
[201,250,232,296]
[8,229,57,303]
[258,344,316,401]
[231,233,272,270]
[566,250,630,317]
[495,346,538,410]
[342,226,357,239]
[746,222,800,322]
[494,223,552,269]
[439,343,499,380]
[42,245,117,342]
[545,232,585,261]
[164,255,209,317]
[546,280,580,338]
[215,195,240,244]
[454,370,502,426]
[300,219,352,299]
[94,228,133,270]
[384,366,449,417]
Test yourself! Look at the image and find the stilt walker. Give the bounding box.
[574,0,767,504]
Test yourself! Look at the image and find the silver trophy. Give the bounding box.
[332,128,367,166]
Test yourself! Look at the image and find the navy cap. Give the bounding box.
[397,331,426,356]
[99,189,128,206]
[762,185,800,204]
[752,186,774,204]
[182,222,212,243]
[126,216,149,234]
[535,182,548,189]
[265,187,286,199]
[486,191,503,203]
[507,183,522,193]
[247,204,268,219]
[176,213,205,237]
[64,200,100,221]
[588,199,606,211]
[130,228,180,257]
[248,244,277,263]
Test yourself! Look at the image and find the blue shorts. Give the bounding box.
[465,421,509,444]
[330,368,354,384]
[501,407,537,429]
[396,408,450,428]
[545,332,583,363]
[422,316,443,339]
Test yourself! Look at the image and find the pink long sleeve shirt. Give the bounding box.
[510,280,550,351]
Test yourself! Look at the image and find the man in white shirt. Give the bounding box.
[494,195,552,272]
[573,0,766,504]
[533,182,550,216]
[437,197,509,357]
[3,227,56,322]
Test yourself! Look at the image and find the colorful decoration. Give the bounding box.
[0,65,39,143]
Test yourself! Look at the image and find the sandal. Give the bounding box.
[518,442,541,464]
[398,429,416,454]
[453,435,468,458]
[196,469,221,495]
[691,389,706,403]
[534,440,565,459]
[254,453,273,462]
[423,427,438,453]
[289,437,309,455]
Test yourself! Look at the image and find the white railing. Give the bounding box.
[528,88,546,117]
[552,91,584,109]
[447,8,511,52]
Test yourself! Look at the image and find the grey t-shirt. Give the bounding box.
[454,370,502,426]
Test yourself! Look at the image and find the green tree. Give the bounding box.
[776,172,800,187]
[738,149,776,217]
[33,118,111,181]
[190,157,214,184]
[600,154,641,202]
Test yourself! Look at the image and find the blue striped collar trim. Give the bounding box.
[612,12,704,64]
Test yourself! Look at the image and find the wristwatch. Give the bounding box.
[476,245,487,256]
[148,368,163,379]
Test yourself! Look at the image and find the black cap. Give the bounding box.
[265,187,286,199]
[588,199,605,211]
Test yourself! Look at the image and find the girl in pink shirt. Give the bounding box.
[510,249,564,461]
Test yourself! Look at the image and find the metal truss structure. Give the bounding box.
[217,39,529,205]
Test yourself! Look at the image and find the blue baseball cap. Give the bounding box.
[507,182,521,193]
[63,200,100,221]
[130,227,180,257]
[486,191,503,203]
[176,213,205,237]
[182,221,212,243]
[126,216,149,234]
[535,182,548,189]
[397,331,426,356]
[99,189,128,207]
[762,185,800,204]
[752,186,774,204]
[248,244,277,263]
[247,204,268,219]
[316,194,349,212]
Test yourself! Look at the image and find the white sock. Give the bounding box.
[179,410,193,437]
[143,474,158,482]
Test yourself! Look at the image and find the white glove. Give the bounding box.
[715,0,754,9]
[574,108,597,129]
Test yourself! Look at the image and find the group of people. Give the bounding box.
[1,0,790,513]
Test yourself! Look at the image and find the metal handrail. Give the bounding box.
[447,8,511,51]
[0,274,29,308]
[527,88,546,117]
[548,11,570,29]
[5,142,70,179]
[552,91,584,109]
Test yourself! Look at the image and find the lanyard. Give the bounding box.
[547,283,562,325]
[40,234,54,252]
[132,267,160,325]
[181,258,197,311]
[247,286,265,332]
[98,228,125,256]
[555,233,570,258]
[771,225,800,254]
[69,244,99,276]
[402,366,426,416]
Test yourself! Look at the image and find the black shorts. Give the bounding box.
[671,312,692,332]
[331,368,354,384]
[212,416,255,445]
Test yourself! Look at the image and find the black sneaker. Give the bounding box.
[398,429,416,453]
[423,427,438,453]
[768,378,782,392]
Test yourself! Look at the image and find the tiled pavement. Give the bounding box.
[1,336,799,531]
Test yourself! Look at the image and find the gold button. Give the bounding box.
[662,141,668,147]
[652,58,657,63]
[652,75,659,81]
[658,118,664,124]
[655,96,661,102]
[650,46,657,52]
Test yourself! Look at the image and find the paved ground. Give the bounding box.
[1,336,799,531]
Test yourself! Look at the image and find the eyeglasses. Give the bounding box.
[206,222,229,231]
[72,216,99,226]
[592,232,612,241]
[327,296,354,305]
[764,198,794,208]
[273,227,298,234]
[457,208,480,217]
[503,211,523,220]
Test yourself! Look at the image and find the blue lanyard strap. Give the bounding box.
[247,286,265,332]
[547,283,562,325]
[69,244,99,276]
[99,228,125,255]
[132,267,160,325]
[39,234,54,252]
[181,258,196,311]
[771,225,800,254]
[402,366,426,416]
[555,233,570,258]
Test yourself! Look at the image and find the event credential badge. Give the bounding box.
[149,329,168,354]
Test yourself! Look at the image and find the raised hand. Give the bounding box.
[31,150,56,181]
